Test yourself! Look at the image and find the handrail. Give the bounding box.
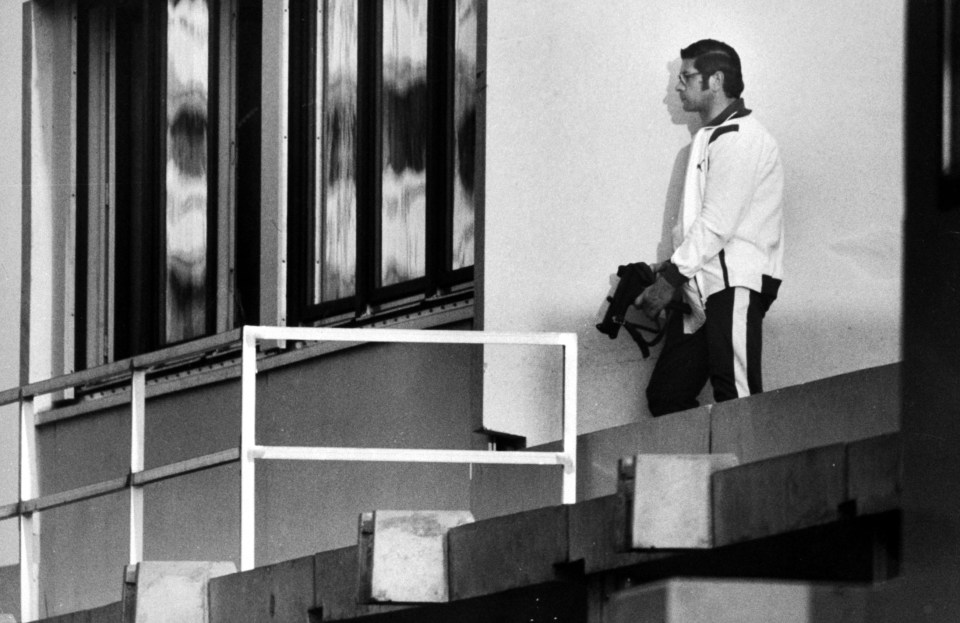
[10,324,577,621]
[3,328,244,402]
[238,325,578,571]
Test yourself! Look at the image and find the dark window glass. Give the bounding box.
[293,0,477,323]
[164,0,213,342]
[315,0,358,303]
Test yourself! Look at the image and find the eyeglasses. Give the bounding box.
[678,71,701,86]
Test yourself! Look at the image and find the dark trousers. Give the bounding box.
[646,286,765,416]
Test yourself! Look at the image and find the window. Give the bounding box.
[288,0,478,324]
[76,0,260,367]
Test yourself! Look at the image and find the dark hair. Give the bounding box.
[680,39,744,99]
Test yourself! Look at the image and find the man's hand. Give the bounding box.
[633,261,686,319]
[635,274,676,319]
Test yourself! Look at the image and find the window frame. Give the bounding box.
[75,0,240,368]
[287,0,475,327]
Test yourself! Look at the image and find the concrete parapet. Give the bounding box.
[208,555,314,623]
[469,364,897,525]
[568,494,658,574]
[711,363,899,464]
[712,444,847,546]
[358,510,473,604]
[606,578,869,623]
[447,505,569,600]
[33,602,121,623]
[313,546,407,620]
[846,433,901,516]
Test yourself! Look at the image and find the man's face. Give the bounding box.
[676,59,710,113]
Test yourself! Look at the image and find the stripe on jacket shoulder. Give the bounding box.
[709,124,739,144]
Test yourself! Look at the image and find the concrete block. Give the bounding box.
[447,505,568,600]
[313,546,408,620]
[846,433,901,516]
[713,444,846,546]
[208,555,314,623]
[625,454,738,549]
[711,364,900,464]
[127,561,236,623]
[358,510,474,603]
[606,578,869,623]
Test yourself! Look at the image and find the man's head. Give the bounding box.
[675,39,743,121]
[679,39,744,99]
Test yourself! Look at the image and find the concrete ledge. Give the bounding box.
[713,444,847,546]
[209,555,315,623]
[37,602,122,623]
[470,365,897,524]
[336,582,587,622]
[711,363,899,464]
[447,505,569,600]
[606,578,869,623]
[313,546,407,621]
[847,433,901,516]
[568,494,664,574]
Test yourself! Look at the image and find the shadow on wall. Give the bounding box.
[658,58,699,263]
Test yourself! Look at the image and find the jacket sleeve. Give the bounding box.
[670,130,762,278]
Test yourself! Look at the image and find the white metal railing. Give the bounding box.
[239,325,578,570]
[4,325,578,620]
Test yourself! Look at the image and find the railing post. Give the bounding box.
[561,336,578,505]
[129,369,146,565]
[20,395,39,623]
[240,327,258,571]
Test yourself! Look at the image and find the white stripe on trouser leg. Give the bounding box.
[732,287,751,397]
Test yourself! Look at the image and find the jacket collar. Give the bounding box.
[704,98,751,127]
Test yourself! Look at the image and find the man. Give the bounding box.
[636,39,784,416]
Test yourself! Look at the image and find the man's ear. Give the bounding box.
[711,70,725,93]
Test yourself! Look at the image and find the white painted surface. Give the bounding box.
[480,1,904,443]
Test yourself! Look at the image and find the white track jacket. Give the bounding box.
[670,100,784,333]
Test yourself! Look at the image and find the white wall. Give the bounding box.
[481,1,904,443]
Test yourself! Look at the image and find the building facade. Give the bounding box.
[11,0,912,618]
